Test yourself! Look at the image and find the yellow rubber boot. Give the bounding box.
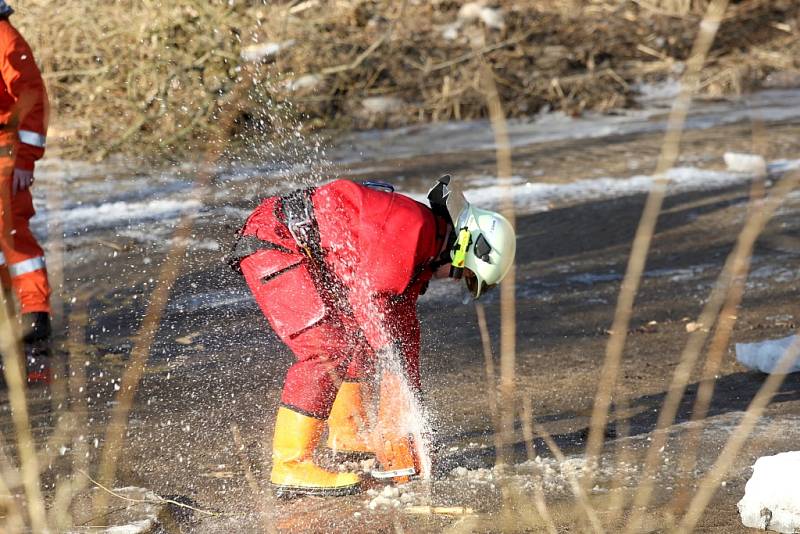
[326,382,373,454]
[270,406,362,497]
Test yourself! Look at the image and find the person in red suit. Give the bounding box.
[0,1,52,382]
[230,176,515,496]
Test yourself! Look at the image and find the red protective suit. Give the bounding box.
[239,180,447,418]
[0,19,50,314]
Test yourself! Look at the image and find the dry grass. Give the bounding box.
[15,0,800,160]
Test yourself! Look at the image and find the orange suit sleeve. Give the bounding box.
[0,24,48,171]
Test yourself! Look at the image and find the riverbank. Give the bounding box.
[23,0,800,161]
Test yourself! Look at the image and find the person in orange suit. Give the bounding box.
[0,1,52,380]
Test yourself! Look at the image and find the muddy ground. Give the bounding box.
[3,105,800,532]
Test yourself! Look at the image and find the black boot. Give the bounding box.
[19,312,52,384]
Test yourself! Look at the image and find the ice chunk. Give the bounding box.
[458,3,505,30]
[240,40,295,62]
[738,451,800,533]
[441,23,460,41]
[362,96,405,114]
[724,152,767,175]
[283,74,323,92]
[736,335,800,374]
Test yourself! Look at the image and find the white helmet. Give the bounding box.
[428,175,516,299]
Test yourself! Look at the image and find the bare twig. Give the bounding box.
[80,470,219,517]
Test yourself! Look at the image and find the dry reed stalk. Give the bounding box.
[0,291,48,531]
[678,332,800,531]
[0,437,24,532]
[670,128,767,510]
[624,166,797,532]
[231,425,260,495]
[92,65,257,519]
[91,220,195,517]
[49,298,92,529]
[478,47,517,469]
[537,427,605,534]
[669,254,749,510]
[585,0,729,495]
[604,398,634,527]
[521,397,557,534]
[475,303,503,458]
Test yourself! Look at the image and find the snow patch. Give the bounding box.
[453,161,800,214]
[738,451,800,533]
[635,80,682,104]
[736,335,800,374]
[45,199,202,233]
[168,288,254,313]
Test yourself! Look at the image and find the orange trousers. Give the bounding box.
[0,137,50,314]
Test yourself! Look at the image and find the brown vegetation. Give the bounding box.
[21,1,800,158]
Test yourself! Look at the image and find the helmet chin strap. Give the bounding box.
[449,228,472,280]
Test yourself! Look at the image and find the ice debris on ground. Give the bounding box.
[362,96,405,115]
[283,74,323,92]
[103,519,157,534]
[458,3,505,30]
[46,198,202,233]
[338,457,376,474]
[94,487,162,534]
[736,335,800,374]
[724,152,767,175]
[240,40,295,62]
[449,455,616,495]
[366,484,417,511]
[738,451,800,533]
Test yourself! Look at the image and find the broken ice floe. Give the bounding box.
[738,451,800,533]
[736,335,800,374]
